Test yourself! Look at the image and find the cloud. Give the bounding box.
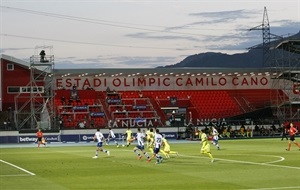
[165,9,258,31]
[0,47,33,54]
[160,10,257,35]
[54,55,177,69]
[189,9,257,21]
[2,6,298,69]
[124,9,262,51]
[125,32,201,42]
[270,21,300,37]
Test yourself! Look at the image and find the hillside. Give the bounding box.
[162,31,300,68]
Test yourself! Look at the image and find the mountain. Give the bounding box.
[161,31,300,68]
[164,50,263,68]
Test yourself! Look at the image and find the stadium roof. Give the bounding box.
[0,54,295,78]
[277,70,300,82]
[276,39,300,54]
[0,54,30,69]
[53,67,281,78]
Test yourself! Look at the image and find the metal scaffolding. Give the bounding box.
[249,7,300,124]
[271,38,300,123]
[14,46,57,130]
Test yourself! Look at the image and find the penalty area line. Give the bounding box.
[243,186,300,190]
[180,154,300,170]
[0,159,35,176]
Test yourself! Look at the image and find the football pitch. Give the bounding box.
[0,138,299,190]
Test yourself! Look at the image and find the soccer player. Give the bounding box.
[211,126,220,150]
[160,135,178,158]
[147,129,163,164]
[286,123,300,151]
[132,128,150,160]
[92,128,110,158]
[147,128,155,153]
[281,123,289,141]
[107,127,119,147]
[36,129,46,148]
[124,127,133,147]
[199,129,214,163]
[146,127,151,147]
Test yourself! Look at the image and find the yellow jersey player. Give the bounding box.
[146,128,151,147]
[199,129,214,163]
[160,135,178,158]
[147,128,155,153]
[124,127,133,147]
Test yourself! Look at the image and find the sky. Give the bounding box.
[0,0,299,69]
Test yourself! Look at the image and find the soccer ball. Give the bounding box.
[122,144,125,147]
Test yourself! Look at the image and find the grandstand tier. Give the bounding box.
[53,88,287,129]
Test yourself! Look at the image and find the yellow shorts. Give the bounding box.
[164,145,170,152]
[201,142,211,153]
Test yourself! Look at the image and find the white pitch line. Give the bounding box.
[0,159,35,176]
[0,174,33,177]
[218,154,285,164]
[44,149,297,170]
[263,156,285,164]
[179,154,300,189]
[244,186,300,190]
[180,154,300,170]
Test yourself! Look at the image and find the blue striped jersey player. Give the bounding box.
[147,128,163,164]
[107,128,119,147]
[93,128,110,158]
[133,128,150,160]
[212,126,220,150]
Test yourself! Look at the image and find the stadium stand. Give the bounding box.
[53,88,289,129]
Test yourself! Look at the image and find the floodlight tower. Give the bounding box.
[15,46,56,130]
[249,7,271,67]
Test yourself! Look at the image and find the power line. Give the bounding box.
[1,6,249,38]
[0,33,195,50]
[0,6,255,52]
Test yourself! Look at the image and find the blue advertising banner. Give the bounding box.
[161,132,177,139]
[73,106,88,110]
[60,135,80,142]
[0,132,178,144]
[107,99,121,103]
[90,112,105,117]
[19,136,36,143]
[80,134,95,142]
[135,118,146,123]
[133,105,147,110]
[0,136,18,144]
[18,135,60,143]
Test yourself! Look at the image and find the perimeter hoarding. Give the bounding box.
[0,132,178,144]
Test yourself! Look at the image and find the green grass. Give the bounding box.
[0,138,299,190]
